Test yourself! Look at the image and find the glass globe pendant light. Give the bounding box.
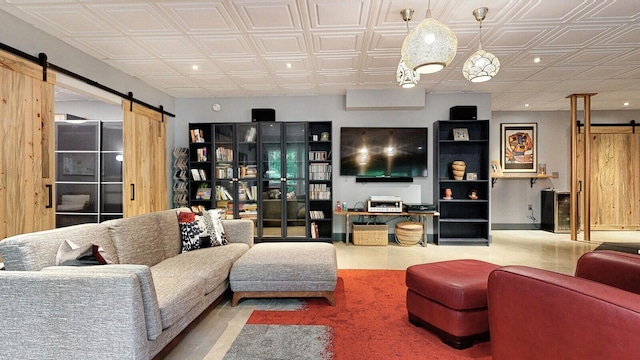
[401,0,458,74]
[463,7,500,82]
[397,8,420,88]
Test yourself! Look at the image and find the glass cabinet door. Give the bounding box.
[284,123,307,238]
[236,123,258,234]
[260,123,283,238]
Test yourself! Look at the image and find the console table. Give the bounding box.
[334,210,440,246]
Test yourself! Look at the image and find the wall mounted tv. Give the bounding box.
[340,127,428,181]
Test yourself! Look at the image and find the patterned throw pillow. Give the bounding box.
[207,209,229,246]
[56,239,114,266]
[178,211,203,252]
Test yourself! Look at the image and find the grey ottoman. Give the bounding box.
[230,242,338,306]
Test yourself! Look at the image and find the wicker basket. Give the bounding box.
[352,224,388,246]
[395,221,423,246]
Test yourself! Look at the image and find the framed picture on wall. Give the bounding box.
[501,123,537,173]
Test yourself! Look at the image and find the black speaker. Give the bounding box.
[251,108,275,122]
[450,106,477,120]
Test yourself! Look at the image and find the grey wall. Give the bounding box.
[174,93,491,234]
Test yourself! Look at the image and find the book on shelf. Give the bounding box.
[244,127,256,142]
[215,186,234,201]
[309,151,328,161]
[215,147,233,162]
[309,183,331,200]
[309,162,332,180]
[309,210,325,219]
[196,147,208,162]
[245,165,257,178]
[239,182,254,201]
[190,129,205,143]
[310,222,319,239]
[191,168,201,181]
[198,169,207,181]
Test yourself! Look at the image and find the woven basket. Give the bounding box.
[352,224,388,246]
[395,221,423,246]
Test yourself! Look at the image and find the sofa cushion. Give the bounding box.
[150,272,206,329]
[155,208,185,259]
[43,264,163,341]
[105,213,165,267]
[151,243,249,294]
[56,240,114,266]
[0,223,116,271]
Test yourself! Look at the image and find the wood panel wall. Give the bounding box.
[122,101,167,217]
[577,126,640,230]
[0,50,55,243]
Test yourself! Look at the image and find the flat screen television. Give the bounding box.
[340,127,428,179]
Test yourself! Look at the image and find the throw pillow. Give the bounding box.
[56,240,114,266]
[178,211,204,252]
[207,209,229,246]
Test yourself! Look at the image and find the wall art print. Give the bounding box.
[501,123,537,173]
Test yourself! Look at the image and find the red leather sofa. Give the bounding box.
[488,250,640,360]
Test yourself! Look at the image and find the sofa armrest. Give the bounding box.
[575,250,640,295]
[488,266,640,360]
[0,271,151,360]
[222,219,254,246]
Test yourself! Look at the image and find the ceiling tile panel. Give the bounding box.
[87,3,179,35]
[308,0,369,29]
[315,55,361,70]
[163,59,222,75]
[158,2,237,33]
[364,53,401,70]
[252,33,307,54]
[312,33,364,53]
[135,36,205,58]
[262,57,313,73]
[369,31,406,51]
[78,37,151,60]
[113,59,179,76]
[317,72,359,85]
[193,35,254,57]
[215,58,267,73]
[234,1,301,31]
[545,26,611,47]
[7,5,116,36]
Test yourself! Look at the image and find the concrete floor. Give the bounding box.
[163,230,640,360]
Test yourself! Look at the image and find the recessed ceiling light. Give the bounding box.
[533,57,541,63]
[192,65,199,70]
[285,63,292,68]
[525,103,530,107]
[624,102,630,106]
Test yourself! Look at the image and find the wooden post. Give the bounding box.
[567,93,597,241]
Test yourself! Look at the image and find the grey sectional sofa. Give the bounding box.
[0,208,254,360]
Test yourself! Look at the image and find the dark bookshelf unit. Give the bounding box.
[433,120,490,245]
[188,121,332,242]
[308,122,333,241]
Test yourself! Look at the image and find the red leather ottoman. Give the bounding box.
[406,259,499,349]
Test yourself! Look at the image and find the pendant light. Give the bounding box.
[401,0,458,74]
[397,8,420,88]
[463,7,500,82]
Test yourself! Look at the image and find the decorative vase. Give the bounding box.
[451,160,466,180]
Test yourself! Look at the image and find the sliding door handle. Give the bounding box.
[131,184,135,201]
[45,184,53,208]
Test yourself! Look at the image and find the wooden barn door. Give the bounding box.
[577,126,640,230]
[122,100,167,217]
[0,50,56,240]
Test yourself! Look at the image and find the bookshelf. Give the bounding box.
[308,122,333,240]
[433,120,490,246]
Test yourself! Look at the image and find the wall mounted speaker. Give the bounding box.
[450,106,477,120]
[251,108,276,122]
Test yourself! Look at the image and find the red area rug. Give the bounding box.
[247,269,493,360]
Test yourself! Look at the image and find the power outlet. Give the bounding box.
[527,204,533,211]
